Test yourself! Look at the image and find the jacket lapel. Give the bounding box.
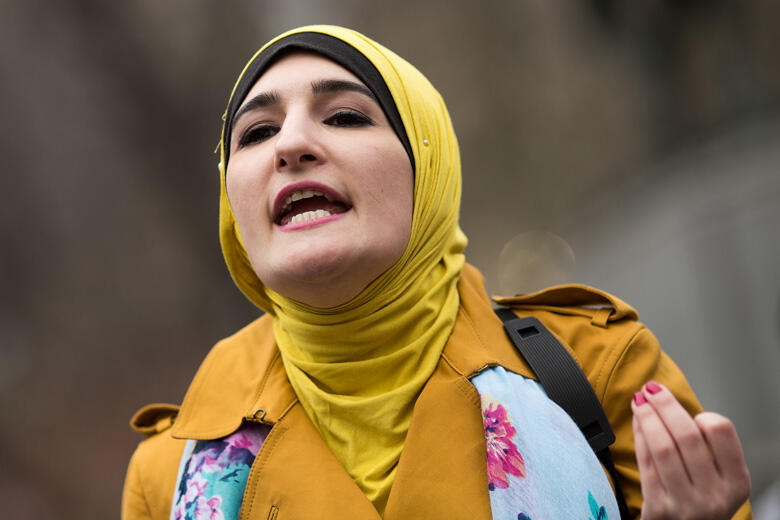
[384,266,535,519]
[240,403,381,519]
[384,354,492,519]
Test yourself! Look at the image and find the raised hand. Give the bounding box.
[631,381,751,519]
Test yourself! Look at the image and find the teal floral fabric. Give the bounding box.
[472,366,619,519]
[171,423,270,520]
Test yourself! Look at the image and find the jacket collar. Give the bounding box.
[170,313,295,439]
[171,263,533,440]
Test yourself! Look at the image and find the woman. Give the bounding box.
[122,25,751,519]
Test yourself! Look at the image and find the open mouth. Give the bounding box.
[274,183,351,227]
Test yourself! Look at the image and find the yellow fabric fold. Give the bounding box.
[217,25,466,514]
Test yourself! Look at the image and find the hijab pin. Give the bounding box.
[423,139,430,146]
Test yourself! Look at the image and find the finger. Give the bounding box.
[643,381,719,489]
[633,413,664,496]
[633,413,669,519]
[631,390,694,495]
[694,412,751,501]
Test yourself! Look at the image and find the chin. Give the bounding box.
[288,249,353,283]
[259,244,397,307]
[258,242,360,292]
[249,225,406,306]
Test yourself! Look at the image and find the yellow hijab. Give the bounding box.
[218,25,467,513]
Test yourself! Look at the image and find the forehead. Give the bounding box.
[243,51,364,99]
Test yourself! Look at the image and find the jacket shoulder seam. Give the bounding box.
[595,323,646,402]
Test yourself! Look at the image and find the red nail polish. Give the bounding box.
[646,381,662,395]
[633,392,647,406]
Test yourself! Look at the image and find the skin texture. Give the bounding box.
[632,382,751,519]
[226,52,414,308]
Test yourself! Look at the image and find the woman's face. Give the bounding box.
[227,52,414,308]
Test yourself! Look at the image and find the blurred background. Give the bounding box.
[2,0,779,517]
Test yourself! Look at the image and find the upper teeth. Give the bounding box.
[281,189,332,213]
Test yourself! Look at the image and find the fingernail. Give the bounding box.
[646,381,662,395]
[633,392,648,406]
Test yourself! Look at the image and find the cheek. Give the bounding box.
[362,138,413,200]
[386,148,415,218]
[395,184,414,251]
[372,147,414,251]
[225,161,267,229]
[225,173,249,229]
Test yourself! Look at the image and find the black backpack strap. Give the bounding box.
[494,308,630,520]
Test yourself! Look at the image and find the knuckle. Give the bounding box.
[644,497,674,520]
[652,389,676,407]
[710,416,735,436]
[638,448,654,468]
[683,494,710,520]
[677,505,699,520]
[642,502,660,518]
[677,428,700,449]
[696,412,734,434]
[654,440,678,462]
[708,496,729,518]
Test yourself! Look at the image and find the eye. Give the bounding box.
[238,123,279,148]
[324,110,375,128]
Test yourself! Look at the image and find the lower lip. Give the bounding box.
[277,211,347,232]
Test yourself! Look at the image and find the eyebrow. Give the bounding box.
[232,78,376,126]
[310,79,376,101]
[232,91,281,125]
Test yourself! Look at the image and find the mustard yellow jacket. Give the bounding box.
[121,265,751,519]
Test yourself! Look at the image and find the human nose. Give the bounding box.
[273,114,321,171]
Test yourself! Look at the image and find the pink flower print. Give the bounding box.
[184,473,208,503]
[194,495,225,520]
[201,452,221,473]
[483,399,526,490]
[189,447,220,474]
[225,427,264,457]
